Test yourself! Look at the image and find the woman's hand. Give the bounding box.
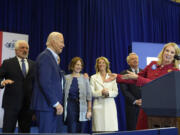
[104,73,117,82]
[83,73,89,79]
[122,71,138,80]
[86,111,92,120]
[102,88,109,97]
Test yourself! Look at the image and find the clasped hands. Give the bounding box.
[102,88,109,97]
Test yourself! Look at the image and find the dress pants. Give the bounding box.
[3,108,32,133]
[125,105,140,130]
[36,110,58,133]
[56,115,65,133]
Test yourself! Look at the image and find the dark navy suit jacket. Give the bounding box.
[31,49,63,111]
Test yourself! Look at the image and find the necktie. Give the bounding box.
[57,56,60,65]
[21,59,26,77]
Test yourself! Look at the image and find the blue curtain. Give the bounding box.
[0,0,180,132]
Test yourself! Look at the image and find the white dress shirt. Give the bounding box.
[17,56,29,74]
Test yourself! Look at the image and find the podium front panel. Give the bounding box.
[141,71,180,116]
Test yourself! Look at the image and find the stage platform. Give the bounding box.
[0,127,178,135]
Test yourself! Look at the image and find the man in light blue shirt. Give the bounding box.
[31,32,65,133]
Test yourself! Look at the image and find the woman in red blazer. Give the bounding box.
[106,42,180,130]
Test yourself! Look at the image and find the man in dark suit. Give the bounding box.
[31,32,65,133]
[120,53,142,131]
[0,40,35,133]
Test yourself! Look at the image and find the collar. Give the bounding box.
[16,56,27,62]
[131,68,139,72]
[159,63,174,69]
[47,47,59,63]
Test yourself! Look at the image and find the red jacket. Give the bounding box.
[117,61,179,129]
[117,61,179,86]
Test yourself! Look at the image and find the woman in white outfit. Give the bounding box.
[90,56,118,132]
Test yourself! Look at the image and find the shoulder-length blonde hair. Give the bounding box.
[157,42,180,68]
[95,56,111,73]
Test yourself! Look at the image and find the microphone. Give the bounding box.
[174,55,180,60]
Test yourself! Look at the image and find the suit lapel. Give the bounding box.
[93,73,104,87]
[26,59,33,77]
[128,68,133,72]
[97,73,103,83]
[128,68,141,74]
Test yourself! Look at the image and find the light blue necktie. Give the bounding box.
[21,59,26,77]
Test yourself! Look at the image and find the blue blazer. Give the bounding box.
[31,49,63,111]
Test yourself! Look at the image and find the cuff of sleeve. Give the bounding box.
[0,81,4,88]
[133,100,136,105]
[53,102,59,108]
[1,81,3,86]
[116,74,123,83]
[136,76,143,86]
[99,91,103,97]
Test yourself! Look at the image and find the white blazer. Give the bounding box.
[90,72,118,132]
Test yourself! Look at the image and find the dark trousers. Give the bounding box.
[56,115,66,133]
[36,111,58,133]
[67,98,87,133]
[3,108,32,133]
[125,105,140,131]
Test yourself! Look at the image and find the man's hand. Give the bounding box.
[135,99,142,106]
[32,114,36,121]
[56,104,63,115]
[1,79,14,87]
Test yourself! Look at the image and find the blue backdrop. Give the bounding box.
[133,42,168,69]
[0,0,180,132]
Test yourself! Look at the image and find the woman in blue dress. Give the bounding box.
[64,57,92,133]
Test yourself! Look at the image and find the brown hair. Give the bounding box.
[68,57,84,72]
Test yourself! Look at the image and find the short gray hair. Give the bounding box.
[46,32,63,47]
[126,52,138,63]
[14,40,29,50]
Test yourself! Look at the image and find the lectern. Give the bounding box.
[141,71,180,134]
